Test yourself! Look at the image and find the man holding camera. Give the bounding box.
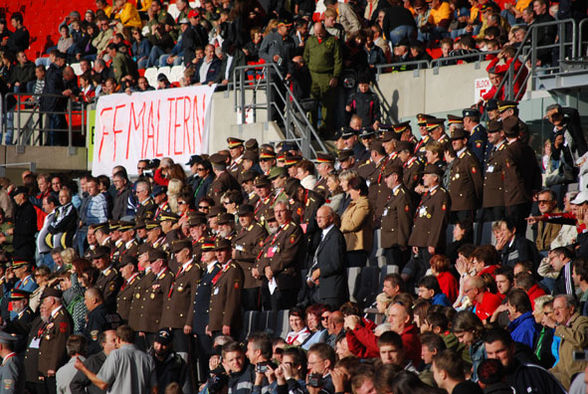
[306,343,336,394]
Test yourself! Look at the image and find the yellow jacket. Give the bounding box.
[113,2,143,28]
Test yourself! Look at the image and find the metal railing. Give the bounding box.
[231,63,328,158]
[431,50,502,73]
[495,18,577,100]
[375,60,430,78]
[579,18,588,57]
[2,92,86,148]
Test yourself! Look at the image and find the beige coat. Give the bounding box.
[340,195,372,252]
[550,312,588,389]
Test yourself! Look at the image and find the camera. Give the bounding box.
[255,362,269,374]
[308,373,323,388]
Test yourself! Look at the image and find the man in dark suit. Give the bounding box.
[190,44,221,85]
[308,205,348,308]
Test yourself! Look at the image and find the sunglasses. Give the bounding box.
[198,205,210,210]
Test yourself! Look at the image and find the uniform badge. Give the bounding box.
[404,205,410,212]
[471,167,477,173]
[3,379,14,390]
[234,282,240,289]
[59,322,68,333]
[455,173,460,179]
[91,330,99,341]
[442,204,447,211]
[289,236,296,244]
[135,293,141,299]
[150,293,156,299]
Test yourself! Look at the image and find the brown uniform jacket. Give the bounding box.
[366,156,391,229]
[314,177,329,199]
[38,306,72,376]
[408,185,449,249]
[403,156,423,192]
[134,268,173,333]
[340,195,373,252]
[483,141,507,208]
[117,272,141,321]
[160,259,201,329]
[207,171,240,206]
[95,266,123,310]
[136,197,156,219]
[127,270,155,331]
[256,221,303,290]
[448,149,483,211]
[233,222,267,289]
[381,185,414,248]
[208,261,244,332]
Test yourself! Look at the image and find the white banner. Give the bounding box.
[474,78,492,103]
[92,85,216,176]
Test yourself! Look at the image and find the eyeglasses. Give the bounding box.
[222,201,231,205]
[537,200,552,204]
[196,167,206,171]
[321,316,329,321]
[198,205,210,210]
[178,201,188,205]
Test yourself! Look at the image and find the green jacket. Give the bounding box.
[303,34,342,77]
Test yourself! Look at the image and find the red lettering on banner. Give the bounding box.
[173,97,183,155]
[193,96,199,151]
[155,99,163,157]
[183,96,192,154]
[128,102,145,160]
[145,101,156,158]
[98,106,113,162]
[167,98,175,156]
[199,93,206,146]
[112,104,126,161]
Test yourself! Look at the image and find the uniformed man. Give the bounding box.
[91,246,123,311]
[381,164,414,267]
[0,331,23,394]
[216,213,236,240]
[404,165,449,287]
[127,244,155,342]
[462,108,488,164]
[241,170,260,205]
[11,260,38,293]
[134,248,173,350]
[207,153,241,206]
[395,121,415,143]
[447,127,483,232]
[268,167,290,204]
[259,148,277,176]
[187,214,208,264]
[159,239,201,362]
[227,137,245,178]
[135,180,156,220]
[116,221,139,260]
[232,204,267,311]
[207,238,244,337]
[365,140,391,229]
[116,255,141,322]
[153,185,172,219]
[192,239,221,380]
[314,152,336,199]
[93,222,113,250]
[284,153,302,178]
[341,128,370,163]
[134,219,148,244]
[481,120,507,223]
[26,288,72,393]
[145,219,167,251]
[159,212,182,256]
[337,149,357,171]
[4,289,34,353]
[414,113,433,159]
[253,175,276,229]
[396,141,422,194]
[503,115,541,235]
[83,287,122,355]
[498,100,530,144]
[427,117,448,146]
[284,178,324,235]
[255,201,303,311]
[303,21,342,136]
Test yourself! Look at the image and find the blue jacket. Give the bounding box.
[508,311,538,349]
[432,292,451,306]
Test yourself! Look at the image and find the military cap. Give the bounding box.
[245,138,259,151]
[217,213,235,225]
[462,108,480,118]
[11,186,28,197]
[243,150,258,162]
[134,219,146,230]
[186,155,203,166]
[108,220,120,232]
[416,113,432,126]
[188,213,207,226]
[498,100,518,113]
[276,153,286,163]
[11,259,31,269]
[206,206,225,220]
[447,114,463,125]
[393,121,411,134]
[152,185,167,197]
[486,99,498,111]
[145,219,162,230]
[259,148,276,160]
[227,137,244,149]
[201,238,216,251]
[93,222,110,233]
[137,244,152,256]
[426,117,445,131]
[240,170,258,183]
[91,246,111,259]
[0,332,18,345]
[171,239,193,253]
[213,238,232,251]
[119,255,138,268]
[359,128,375,139]
[379,130,398,142]
[396,141,414,152]
[42,287,63,299]
[238,204,255,216]
[423,164,444,177]
[209,153,226,165]
[9,289,31,300]
[158,212,179,222]
[502,115,520,137]
[340,128,357,139]
[154,328,172,346]
[487,120,502,133]
[316,152,335,164]
[337,149,354,161]
[118,221,135,231]
[450,128,468,140]
[383,164,404,178]
[284,153,301,167]
[254,175,272,188]
[281,141,298,152]
[149,248,167,262]
[267,166,287,180]
[285,178,302,197]
[369,140,385,153]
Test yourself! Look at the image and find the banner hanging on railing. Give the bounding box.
[92,85,215,176]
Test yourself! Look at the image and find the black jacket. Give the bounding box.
[13,200,37,260]
[153,351,190,394]
[313,227,348,305]
[70,351,107,394]
[40,62,66,112]
[182,24,208,66]
[504,359,566,394]
[112,186,134,220]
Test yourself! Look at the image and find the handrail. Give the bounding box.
[493,18,577,100]
[430,50,501,69]
[231,62,328,158]
[580,18,588,57]
[375,60,430,78]
[3,92,86,148]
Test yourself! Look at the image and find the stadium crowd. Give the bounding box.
[0,97,583,393]
[0,0,587,144]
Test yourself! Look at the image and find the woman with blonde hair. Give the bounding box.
[340,177,372,267]
[167,178,184,214]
